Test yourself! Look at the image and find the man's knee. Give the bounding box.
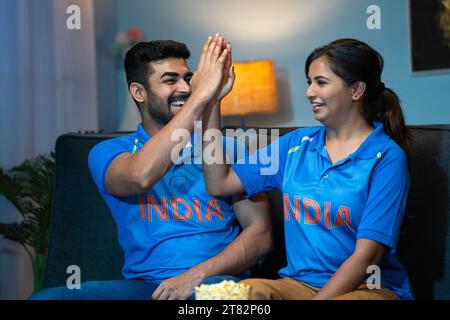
[28,285,73,300]
[28,281,100,300]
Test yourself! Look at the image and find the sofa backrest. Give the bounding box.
[43,125,450,299]
[398,125,450,299]
[43,133,126,289]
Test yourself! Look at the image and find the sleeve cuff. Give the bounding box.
[230,163,259,199]
[357,229,396,249]
[99,151,127,192]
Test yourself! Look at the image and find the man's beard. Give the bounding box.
[144,89,189,125]
[145,90,172,125]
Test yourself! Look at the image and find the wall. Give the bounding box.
[110,0,450,128]
[94,0,119,131]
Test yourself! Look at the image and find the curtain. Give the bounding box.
[0,0,98,299]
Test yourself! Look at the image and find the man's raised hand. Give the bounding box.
[190,34,229,105]
[218,40,235,100]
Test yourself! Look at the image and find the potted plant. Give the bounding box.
[0,152,54,293]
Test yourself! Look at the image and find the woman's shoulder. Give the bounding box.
[280,126,323,145]
[378,132,407,162]
[271,126,324,156]
[365,121,408,163]
[292,126,323,137]
[374,135,409,176]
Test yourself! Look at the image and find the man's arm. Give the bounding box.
[106,35,228,197]
[151,193,273,300]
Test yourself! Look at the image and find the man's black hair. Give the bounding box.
[124,40,191,90]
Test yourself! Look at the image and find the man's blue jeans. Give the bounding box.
[28,275,241,300]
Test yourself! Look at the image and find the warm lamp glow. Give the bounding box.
[221,60,279,117]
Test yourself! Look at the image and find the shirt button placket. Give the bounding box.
[321,170,331,185]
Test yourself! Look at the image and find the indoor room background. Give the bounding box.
[1,0,449,299]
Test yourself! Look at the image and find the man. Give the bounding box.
[30,35,272,300]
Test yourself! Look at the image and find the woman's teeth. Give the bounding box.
[312,103,325,112]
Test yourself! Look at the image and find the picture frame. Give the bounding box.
[409,0,450,74]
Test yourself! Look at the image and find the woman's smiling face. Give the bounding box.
[306,55,355,126]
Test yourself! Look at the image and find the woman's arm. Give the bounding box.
[202,41,246,197]
[312,238,386,300]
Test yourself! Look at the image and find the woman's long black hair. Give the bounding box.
[305,38,411,156]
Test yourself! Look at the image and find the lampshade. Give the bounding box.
[220,60,279,117]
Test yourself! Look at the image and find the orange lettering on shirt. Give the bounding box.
[303,198,321,224]
[193,198,203,221]
[324,202,332,229]
[171,197,193,220]
[334,206,353,231]
[147,195,169,221]
[139,194,146,220]
[206,199,224,221]
[283,194,301,222]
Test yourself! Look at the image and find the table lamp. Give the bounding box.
[220,60,279,128]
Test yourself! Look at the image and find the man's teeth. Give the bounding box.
[171,100,185,107]
[312,103,325,107]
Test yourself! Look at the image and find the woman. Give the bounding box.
[202,38,413,300]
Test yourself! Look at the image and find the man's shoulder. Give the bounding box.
[90,133,137,156]
[87,133,138,193]
[87,133,138,173]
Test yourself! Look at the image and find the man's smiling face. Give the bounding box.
[144,57,193,125]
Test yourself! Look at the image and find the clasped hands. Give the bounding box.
[189,33,235,108]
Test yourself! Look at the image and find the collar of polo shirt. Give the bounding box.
[305,121,388,160]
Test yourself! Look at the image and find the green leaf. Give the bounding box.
[0,152,55,292]
[0,169,23,215]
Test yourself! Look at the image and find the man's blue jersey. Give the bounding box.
[89,124,240,283]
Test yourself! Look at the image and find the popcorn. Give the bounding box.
[195,280,251,300]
